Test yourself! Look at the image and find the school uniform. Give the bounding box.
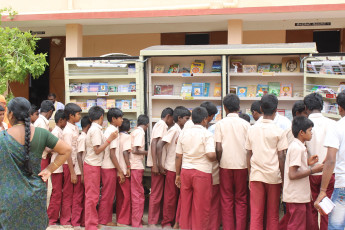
[84,122,105,230]
[305,113,336,230]
[116,132,132,226]
[98,124,119,225]
[47,126,64,225]
[34,114,50,170]
[147,119,168,225]
[209,161,221,230]
[130,126,146,227]
[279,138,312,230]
[245,119,288,230]
[160,123,181,228]
[183,119,194,129]
[0,122,8,131]
[176,124,215,230]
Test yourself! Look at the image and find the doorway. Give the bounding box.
[313,30,340,53]
[29,38,50,107]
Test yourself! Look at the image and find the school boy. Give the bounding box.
[285,100,308,145]
[279,116,324,230]
[29,104,39,124]
[98,108,124,226]
[147,107,174,227]
[130,115,149,227]
[34,100,55,170]
[60,103,82,226]
[250,101,262,121]
[246,94,289,229]
[84,106,118,230]
[215,94,251,230]
[0,105,7,131]
[304,93,336,230]
[155,106,191,228]
[47,110,67,225]
[116,118,132,227]
[184,101,218,129]
[175,107,216,230]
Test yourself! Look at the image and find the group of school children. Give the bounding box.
[28,89,345,230]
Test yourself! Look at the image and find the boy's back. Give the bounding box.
[130,126,145,169]
[51,126,64,173]
[85,122,104,166]
[118,132,131,174]
[162,123,181,172]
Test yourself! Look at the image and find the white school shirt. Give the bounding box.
[257,113,291,131]
[75,132,87,175]
[51,126,63,173]
[324,116,345,188]
[84,123,105,166]
[34,114,50,159]
[102,124,119,169]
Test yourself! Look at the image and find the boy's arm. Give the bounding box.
[216,142,222,162]
[123,150,131,177]
[214,124,222,162]
[175,153,183,188]
[289,163,324,180]
[109,148,125,184]
[156,139,168,175]
[63,132,77,184]
[278,150,286,183]
[205,152,217,161]
[132,146,148,155]
[93,130,118,155]
[77,151,84,183]
[247,150,253,176]
[151,137,160,175]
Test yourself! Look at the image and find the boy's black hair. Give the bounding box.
[88,106,104,121]
[29,105,38,115]
[40,100,55,113]
[304,93,323,111]
[0,105,4,112]
[64,103,82,119]
[173,106,191,122]
[250,101,262,114]
[119,118,131,132]
[54,109,66,124]
[239,113,250,123]
[200,101,218,116]
[292,100,306,117]
[81,115,92,129]
[223,94,240,113]
[161,107,174,119]
[292,116,314,138]
[336,90,345,110]
[107,108,124,123]
[192,107,208,124]
[137,114,149,126]
[48,93,57,98]
[260,94,278,116]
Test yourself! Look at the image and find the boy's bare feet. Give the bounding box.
[116,223,130,227]
[148,224,160,229]
[173,222,179,229]
[106,222,117,226]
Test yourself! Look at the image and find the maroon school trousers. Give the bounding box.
[71,175,84,227]
[148,170,165,225]
[131,169,145,228]
[250,181,281,230]
[47,173,63,225]
[309,174,335,230]
[161,170,179,228]
[60,164,74,225]
[180,169,212,230]
[220,168,248,230]
[209,184,221,230]
[279,202,312,230]
[84,162,101,230]
[41,157,50,171]
[116,177,131,225]
[98,168,117,225]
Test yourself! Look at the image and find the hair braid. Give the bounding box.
[24,116,32,176]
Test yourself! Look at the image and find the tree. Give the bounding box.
[0,8,48,96]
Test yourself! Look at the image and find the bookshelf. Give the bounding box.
[304,55,345,120]
[64,56,144,129]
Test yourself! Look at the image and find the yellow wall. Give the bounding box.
[83,33,161,57]
[243,30,286,44]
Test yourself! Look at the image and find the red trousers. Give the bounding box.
[250,181,281,230]
[71,175,84,227]
[98,168,117,225]
[148,170,165,225]
[60,164,74,225]
[131,169,145,228]
[279,203,312,230]
[116,177,131,225]
[309,174,335,230]
[162,171,179,227]
[220,168,248,230]
[175,195,181,224]
[41,157,50,171]
[209,184,221,230]
[47,173,63,225]
[180,169,212,230]
[84,163,101,230]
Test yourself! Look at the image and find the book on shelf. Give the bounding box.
[154,85,174,95]
[338,82,345,93]
[106,99,116,109]
[168,64,179,73]
[211,61,222,73]
[256,84,269,97]
[243,65,257,73]
[89,83,99,93]
[270,64,282,73]
[69,83,81,93]
[247,85,257,97]
[98,83,108,92]
[332,64,344,75]
[127,64,136,74]
[118,84,129,92]
[192,83,204,97]
[203,83,210,97]
[245,109,254,122]
[130,120,137,130]
[319,63,334,74]
[280,83,293,97]
[181,67,190,73]
[307,63,317,74]
[87,99,96,109]
[257,63,271,73]
[229,86,237,94]
[277,109,285,116]
[213,83,222,97]
[190,62,205,74]
[108,85,117,92]
[237,87,247,97]
[132,98,137,109]
[122,100,131,110]
[214,106,222,122]
[129,82,136,92]
[82,83,89,93]
[230,59,243,73]
[154,65,165,73]
[116,100,123,109]
[70,99,77,103]
[96,98,107,109]
[181,83,192,97]
[76,101,87,111]
[282,57,300,73]
[195,60,205,65]
[268,82,281,97]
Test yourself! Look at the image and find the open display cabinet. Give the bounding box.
[64,56,144,130]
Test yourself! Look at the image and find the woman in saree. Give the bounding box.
[0,97,71,230]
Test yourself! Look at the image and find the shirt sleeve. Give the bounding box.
[287,144,302,167]
[176,133,183,155]
[245,129,252,150]
[133,131,144,147]
[205,132,215,153]
[214,123,221,143]
[91,128,103,147]
[110,137,118,150]
[277,129,289,151]
[324,124,340,149]
[77,136,86,153]
[152,122,166,139]
[162,128,175,144]
[43,129,59,149]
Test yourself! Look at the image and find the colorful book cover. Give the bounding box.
[214,106,222,121]
[237,87,247,97]
[81,83,89,93]
[203,83,210,97]
[282,57,300,73]
[122,100,131,110]
[257,63,271,73]
[211,61,222,73]
[116,100,123,109]
[129,82,136,92]
[127,64,136,74]
[270,64,282,73]
[180,83,192,97]
[168,64,179,73]
[319,63,334,74]
[230,59,243,73]
[307,63,317,74]
[154,85,174,95]
[280,83,293,97]
[88,83,99,92]
[192,83,204,97]
[132,98,137,109]
[96,98,107,109]
[118,84,129,92]
[247,85,257,97]
[213,83,222,97]
[108,85,117,92]
[268,82,281,96]
[130,120,137,130]
[332,64,343,75]
[243,65,257,73]
[106,99,116,109]
[190,62,205,74]
[245,109,254,122]
[86,99,96,109]
[181,67,190,73]
[154,65,165,73]
[229,86,237,94]
[98,83,108,92]
[256,84,269,97]
[69,83,81,93]
[338,82,345,93]
[78,101,87,111]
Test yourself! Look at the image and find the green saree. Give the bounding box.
[0,128,58,230]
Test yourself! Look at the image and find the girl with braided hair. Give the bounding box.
[0,97,71,230]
